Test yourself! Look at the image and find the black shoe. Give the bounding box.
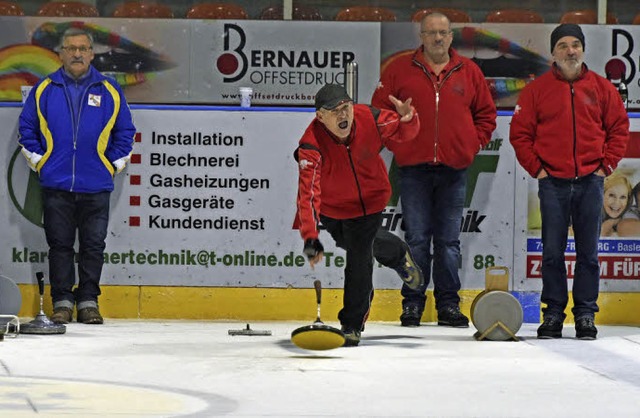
[437,305,469,328]
[392,250,425,291]
[575,316,597,340]
[400,305,422,327]
[341,327,361,347]
[537,315,564,339]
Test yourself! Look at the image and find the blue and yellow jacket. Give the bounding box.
[18,66,135,193]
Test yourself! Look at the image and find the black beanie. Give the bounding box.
[550,24,585,53]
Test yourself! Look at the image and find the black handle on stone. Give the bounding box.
[314,279,322,304]
[36,272,45,296]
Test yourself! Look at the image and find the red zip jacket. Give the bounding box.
[510,64,629,179]
[294,105,419,240]
[371,47,496,168]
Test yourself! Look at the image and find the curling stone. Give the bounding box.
[20,272,66,335]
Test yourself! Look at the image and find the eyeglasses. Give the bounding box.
[421,30,452,38]
[61,46,92,54]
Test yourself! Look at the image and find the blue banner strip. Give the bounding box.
[3,102,640,118]
[527,238,640,254]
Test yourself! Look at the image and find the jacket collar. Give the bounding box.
[48,65,105,85]
[413,46,462,74]
[551,62,588,82]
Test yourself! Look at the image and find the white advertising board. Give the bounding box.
[1,107,512,289]
[2,107,638,291]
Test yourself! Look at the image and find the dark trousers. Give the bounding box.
[42,188,110,307]
[538,174,603,319]
[398,164,467,312]
[321,212,407,331]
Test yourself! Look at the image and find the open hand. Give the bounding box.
[388,95,414,122]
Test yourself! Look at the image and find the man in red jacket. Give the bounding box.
[294,83,422,346]
[371,13,496,327]
[510,24,629,340]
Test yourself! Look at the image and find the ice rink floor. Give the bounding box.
[1,320,639,417]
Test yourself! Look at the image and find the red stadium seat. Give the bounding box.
[37,1,100,17]
[335,6,396,22]
[560,10,618,24]
[112,2,174,18]
[411,8,471,23]
[0,1,24,16]
[485,9,544,23]
[186,3,248,19]
[260,4,322,20]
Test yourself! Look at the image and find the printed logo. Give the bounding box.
[88,94,101,107]
[215,23,355,86]
[605,29,637,85]
[216,24,247,83]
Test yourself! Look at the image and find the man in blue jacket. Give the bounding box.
[18,28,135,325]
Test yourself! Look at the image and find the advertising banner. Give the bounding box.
[0,17,380,106]
[0,17,190,102]
[3,18,640,108]
[380,23,640,110]
[189,21,380,105]
[2,108,515,290]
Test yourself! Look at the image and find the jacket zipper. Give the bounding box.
[414,59,462,163]
[62,83,76,192]
[346,145,367,216]
[569,82,578,178]
[64,79,95,191]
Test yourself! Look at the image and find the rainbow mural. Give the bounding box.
[0,20,176,101]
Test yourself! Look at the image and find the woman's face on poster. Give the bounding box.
[604,183,629,219]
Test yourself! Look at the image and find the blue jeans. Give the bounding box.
[538,174,603,319]
[398,164,466,312]
[42,188,111,308]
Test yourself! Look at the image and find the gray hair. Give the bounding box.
[57,28,94,51]
[420,12,451,28]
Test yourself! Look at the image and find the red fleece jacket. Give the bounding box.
[510,64,629,179]
[294,104,419,240]
[372,47,496,168]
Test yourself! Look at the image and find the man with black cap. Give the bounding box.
[510,24,629,340]
[293,83,422,346]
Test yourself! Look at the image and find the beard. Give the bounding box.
[558,58,583,73]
